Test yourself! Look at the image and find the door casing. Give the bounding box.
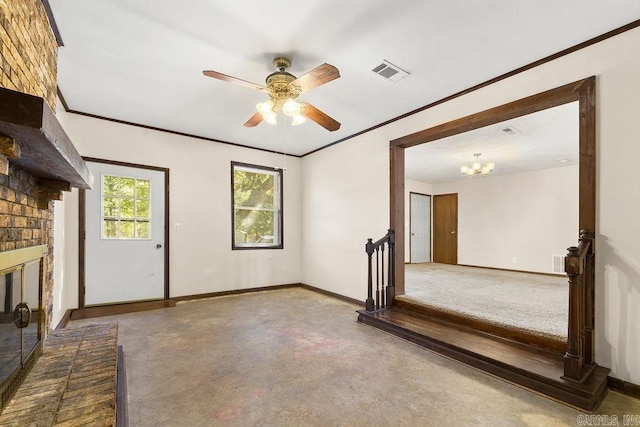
[79,157,170,307]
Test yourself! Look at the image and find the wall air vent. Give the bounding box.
[372,60,410,82]
[552,255,566,274]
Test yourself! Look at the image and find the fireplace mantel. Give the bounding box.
[0,87,93,205]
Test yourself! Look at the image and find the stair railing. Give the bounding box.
[563,229,595,381]
[365,229,395,311]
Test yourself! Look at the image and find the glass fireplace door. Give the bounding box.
[0,245,46,411]
[0,268,22,385]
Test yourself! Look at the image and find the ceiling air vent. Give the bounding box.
[499,126,520,136]
[372,60,410,82]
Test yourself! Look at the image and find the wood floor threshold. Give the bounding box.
[357,307,609,411]
[394,297,567,353]
[70,300,176,320]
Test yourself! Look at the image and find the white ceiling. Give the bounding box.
[49,1,640,156]
[405,102,579,183]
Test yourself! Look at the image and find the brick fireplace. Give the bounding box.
[0,0,92,410]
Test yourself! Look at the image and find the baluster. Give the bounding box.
[386,230,395,307]
[365,238,374,311]
[581,230,596,365]
[381,243,386,308]
[375,247,380,309]
[564,245,583,380]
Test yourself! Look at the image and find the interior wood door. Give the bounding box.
[433,193,458,264]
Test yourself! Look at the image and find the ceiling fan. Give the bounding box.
[203,56,341,131]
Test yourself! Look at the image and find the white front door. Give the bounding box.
[410,193,431,263]
[84,161,166,305]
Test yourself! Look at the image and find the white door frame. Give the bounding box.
[79,157,170,307]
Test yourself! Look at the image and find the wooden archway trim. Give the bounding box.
[389,76,596,295]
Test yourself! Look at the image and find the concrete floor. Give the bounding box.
[70,288,640,426]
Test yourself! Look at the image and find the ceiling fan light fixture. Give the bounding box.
[291,114,307,126]
[282,99,301,117]
[256,100,277,125]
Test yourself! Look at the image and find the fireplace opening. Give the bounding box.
[0,245,46,411]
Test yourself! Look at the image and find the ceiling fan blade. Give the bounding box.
[243,111,263,127]
[290,63,340,92]
[203,70,265,92]
[300,102,341,132]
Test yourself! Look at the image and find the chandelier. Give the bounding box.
[460,153,495,177]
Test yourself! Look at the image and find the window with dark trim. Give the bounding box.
[231,162,283,249]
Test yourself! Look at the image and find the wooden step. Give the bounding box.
[394,296,567,353]
[357,307,609,411]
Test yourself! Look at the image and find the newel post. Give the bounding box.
[365,238,375,311]
[564,245,583,380]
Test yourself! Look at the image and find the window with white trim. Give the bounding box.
[101,174,151,239]
[232,162,283,249]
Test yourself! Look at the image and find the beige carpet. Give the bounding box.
[400,263,568,340]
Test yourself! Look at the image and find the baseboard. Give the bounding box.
[172,283,301,302]
[70,300,176,320]
[54,309,72,330]
[298,283,365,307]
[457,263,565,278]
[608,377,640,400]
[173,283,364,307]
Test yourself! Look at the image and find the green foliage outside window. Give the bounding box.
[233,164,282,248]
[102,175,151,239]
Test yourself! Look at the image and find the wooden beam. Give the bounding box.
[38,178,71,192]
[0,87,93,189]
[0,136,20,158]
[0,155,8,175]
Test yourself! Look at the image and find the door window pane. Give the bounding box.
[101,174,152,239]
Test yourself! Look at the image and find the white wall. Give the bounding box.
[432,165,578,273]
[56,110,303,305]
[301,27,640,383]
[51,200,71,329]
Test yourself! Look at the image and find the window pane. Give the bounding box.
[121,220,135,238]
[234,208,274,244]
[121,198,135,218]
[103,197,119,217]
[136,179,150,199]
[103,220,118,238]
[103,175,119,196]
[102,174,154,240]
[121,178,135,197]
[234,170,274,208]
[136,199,150,219]
[136,221,150,238]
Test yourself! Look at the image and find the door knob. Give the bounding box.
[451,231,456,234]
[156,244,162,249]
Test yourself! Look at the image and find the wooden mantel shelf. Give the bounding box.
[0,87,93,192]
